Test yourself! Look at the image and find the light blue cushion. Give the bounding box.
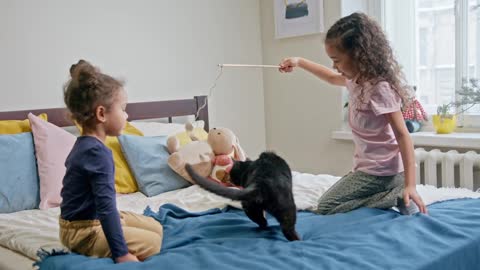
[0,132,39,213]
[118,135,191,197]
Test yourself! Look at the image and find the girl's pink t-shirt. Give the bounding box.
[347,79,404,176]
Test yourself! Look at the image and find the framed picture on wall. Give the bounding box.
[274,0,324,39]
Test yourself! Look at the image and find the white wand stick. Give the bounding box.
[219,64,280,68]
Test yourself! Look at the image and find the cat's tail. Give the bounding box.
[185,164,254,201]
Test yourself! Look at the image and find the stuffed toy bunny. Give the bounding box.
[207,127,246,185]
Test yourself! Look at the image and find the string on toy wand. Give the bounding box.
[195,65,224,118]
[195,64,281,118]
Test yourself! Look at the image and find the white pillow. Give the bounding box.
[130,120,205,137]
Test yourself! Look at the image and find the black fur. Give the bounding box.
[185,151,300,241]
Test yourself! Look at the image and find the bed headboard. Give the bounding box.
[0,96,209,131]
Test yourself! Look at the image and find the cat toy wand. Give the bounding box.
[218,64,280,68]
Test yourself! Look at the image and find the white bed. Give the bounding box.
[1,96,480,270]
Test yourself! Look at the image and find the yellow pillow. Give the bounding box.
[176,127,209,147]
[108,122,143,193]
[0,113,48,134]
[76,122,143,194]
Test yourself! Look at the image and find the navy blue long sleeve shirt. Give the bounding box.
[60,136,128,259]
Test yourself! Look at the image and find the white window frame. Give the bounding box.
[370,0,480,130]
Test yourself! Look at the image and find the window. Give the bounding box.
[381,0,480,128]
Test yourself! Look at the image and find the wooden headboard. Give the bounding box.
[0,96,209,131]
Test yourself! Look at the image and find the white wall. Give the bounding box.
[0,0,266,157]
[259,0,354,176]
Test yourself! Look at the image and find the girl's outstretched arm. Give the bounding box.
[279,57,347,87]
[386,111,428,214]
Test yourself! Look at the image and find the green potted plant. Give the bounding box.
[434,78,480,134]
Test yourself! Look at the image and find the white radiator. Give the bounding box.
[414,148,480,190]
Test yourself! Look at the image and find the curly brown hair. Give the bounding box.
[325,12,413,109]
[63,60,124,131]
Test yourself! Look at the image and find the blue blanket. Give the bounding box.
[37,199,480,270]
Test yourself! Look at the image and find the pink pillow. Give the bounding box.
[28,113,76,209]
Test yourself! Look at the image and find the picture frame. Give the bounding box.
[274,0,324,39]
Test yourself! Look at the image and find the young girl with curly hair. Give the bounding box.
[279,12,428,215]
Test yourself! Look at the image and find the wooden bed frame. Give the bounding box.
[0,96,209,131]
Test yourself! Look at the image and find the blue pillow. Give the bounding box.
[0,132,39,213]
[118,135,191,197]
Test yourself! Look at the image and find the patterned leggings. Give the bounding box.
[315,171,404,215]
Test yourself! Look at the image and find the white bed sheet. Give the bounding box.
[0,245,34,270]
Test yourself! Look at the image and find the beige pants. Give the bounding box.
[59,211,163,260]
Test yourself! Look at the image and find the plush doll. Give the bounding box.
[403,99,428,133]
[167,122,206,154]
[166,124,247,185]
[402,87,428,133]
[166,123,213,184]
[207,127,246,185]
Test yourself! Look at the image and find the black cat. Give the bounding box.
[186,151,300,241]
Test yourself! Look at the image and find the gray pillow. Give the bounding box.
[118,135,191,197]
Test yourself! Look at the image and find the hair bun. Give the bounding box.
[70,59,97,79]
[69,59,99,89]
